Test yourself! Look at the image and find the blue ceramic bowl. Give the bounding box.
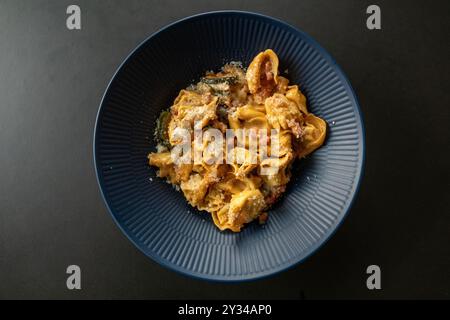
[94,11,365,281]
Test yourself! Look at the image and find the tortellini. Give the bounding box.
[296,114,327,158]
[246,49,279,95]
[212,189,266,232]
[148,50,327,232]
[265,93,303,138]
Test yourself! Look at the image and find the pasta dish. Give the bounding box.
[148,50,326,232]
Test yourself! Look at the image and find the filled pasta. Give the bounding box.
[148,50,327,232]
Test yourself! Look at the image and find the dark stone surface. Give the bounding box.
[0,0,448,299]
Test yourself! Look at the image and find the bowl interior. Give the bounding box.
[94,11,364,281]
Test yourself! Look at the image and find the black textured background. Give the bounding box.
[0,0,449,299]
